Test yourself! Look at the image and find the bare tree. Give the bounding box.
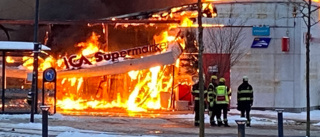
[203,18,247,78]
[290,1,320,136]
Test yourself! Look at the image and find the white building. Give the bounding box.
[203,0,320,112]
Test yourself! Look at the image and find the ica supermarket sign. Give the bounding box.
[63,43,165,69]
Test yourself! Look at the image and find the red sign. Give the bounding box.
[63,43,165,69]
[282,37,289,52]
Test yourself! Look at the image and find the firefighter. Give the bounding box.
[191,76,207,126]
[237,76,253,127]
[216,77,231,127]
[207,75,218,126]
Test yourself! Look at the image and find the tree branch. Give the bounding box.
[310,7,320,13]
[311,20,320,26]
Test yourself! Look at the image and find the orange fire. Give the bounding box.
[13,2,219,113]
[6,56,14,63]
[55,29,179,112]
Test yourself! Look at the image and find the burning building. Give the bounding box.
[0,0,219,114]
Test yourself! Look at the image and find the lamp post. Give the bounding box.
[275,109,284,137]
[40,105,50,137]
[305,1,311,136]
[30,0,40,123]
[197,0,204,137]
[235,118,247,137]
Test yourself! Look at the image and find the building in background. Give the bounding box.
[202,0,320,112]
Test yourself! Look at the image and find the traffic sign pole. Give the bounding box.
[42,68,57,111]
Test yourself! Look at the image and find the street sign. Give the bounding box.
[251,37,271,48]
[42,67,57,114]
[43,68,56,82]
[252,26,270,36]
[208,65,218,73]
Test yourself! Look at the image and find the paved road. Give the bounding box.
[1,112,320,137]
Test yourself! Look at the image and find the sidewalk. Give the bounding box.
[0,109,319,137]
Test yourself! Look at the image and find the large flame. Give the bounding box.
[13,3,210,113]
[51,22,182,112]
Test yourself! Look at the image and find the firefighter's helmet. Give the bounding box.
[219,78,225,83]
[243,76,248,81]
[211,75,217,80]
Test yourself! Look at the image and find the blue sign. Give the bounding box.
[252,26,270,36]
[44,68,56,82]
[251,37,271,48]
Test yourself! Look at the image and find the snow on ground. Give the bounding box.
[0,109,319,136]
[160,109,320,126]
[314,122,320,126]
[161,113,279,126]
[229,109,320,121]
[1,109,320,123]
[0,131,158,137]
[0,122,158,137]
[57,132,158,137]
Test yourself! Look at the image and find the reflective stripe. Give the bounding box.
[238,90,253,93]
[192,90,200,93]
[195,97,200,100]
[216,100,228,104]
[192,90,207,93]
[239,97,252,101]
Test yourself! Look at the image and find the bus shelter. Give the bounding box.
[0,41,50,113]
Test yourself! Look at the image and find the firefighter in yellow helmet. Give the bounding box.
[191,75,207,126]
[216,77,231,127]
[207,75,218,126]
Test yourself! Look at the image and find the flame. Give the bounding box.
[6,56,14,63]
[39,56,54,70]
[18,3,196,113]
[180,17,194,27]
[54,28,178,112]
[76,32,100,56]
[128,70,139,80]
[15,0,320,115]
[22,56,34,70]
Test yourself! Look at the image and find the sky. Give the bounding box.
[0,109,319,137]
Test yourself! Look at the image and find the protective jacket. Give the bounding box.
[215,83,231,104]
[237,81,253,104]
[191,82,207,101]
[191,81,207,126]
[207,82,217,107]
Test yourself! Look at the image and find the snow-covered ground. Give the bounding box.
[0,109,319,136]
[0,122,158,137]
[160,109,320,126]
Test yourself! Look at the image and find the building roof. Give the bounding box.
[0,41,50,51]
